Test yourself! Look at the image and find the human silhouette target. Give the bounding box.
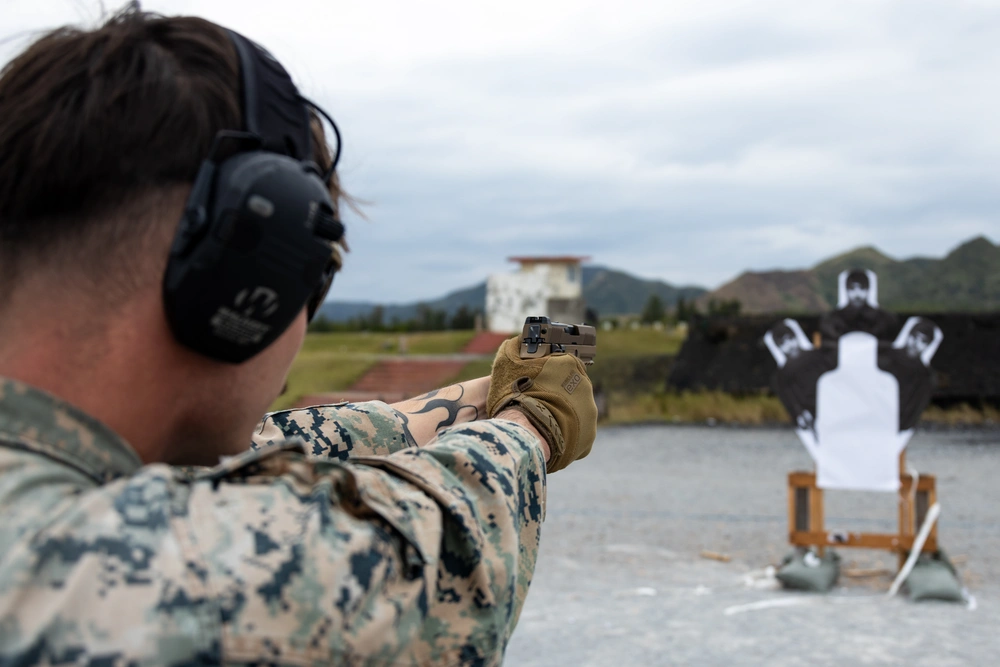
[764,270,943,491]
[819,269,898,342]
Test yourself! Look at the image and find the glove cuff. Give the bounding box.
[504,396,566,473]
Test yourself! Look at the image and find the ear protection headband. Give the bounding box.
[163,30,344,363]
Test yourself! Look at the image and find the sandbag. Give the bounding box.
[776,548,841,592]
[905,549,964,602]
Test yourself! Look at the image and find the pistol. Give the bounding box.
[519,316,597,365]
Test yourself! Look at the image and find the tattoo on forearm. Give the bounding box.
[404,386,480,431]
[396,410,416,446]
[408,388,442,402]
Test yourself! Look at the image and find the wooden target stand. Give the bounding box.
[788,332,939,569]
[788,452,938,568]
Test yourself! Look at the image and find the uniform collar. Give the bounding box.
[0,378,143,484]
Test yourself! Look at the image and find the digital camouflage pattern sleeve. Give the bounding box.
[0,382,547,666]
[252,400,417,459]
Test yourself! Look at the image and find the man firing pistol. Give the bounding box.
[0,7,598,665]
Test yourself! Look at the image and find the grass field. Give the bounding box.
[443,326,687,385]
[444,359,494,385]
[272,330,478,411]
[609,390,789,425]
[277,327,687,409]
[921,402,1000,426]
[270,353,375,411]
[591,326,686,357]
[299,330,477,356]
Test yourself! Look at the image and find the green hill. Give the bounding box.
[699,270,828,313]
[704,236,1000,314]
[317,236,998,322]
[582,266,706,316]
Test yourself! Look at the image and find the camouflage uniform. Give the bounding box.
[0,378,546,665]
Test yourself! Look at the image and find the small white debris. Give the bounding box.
[742,566,780,590]
[724,597,814,616]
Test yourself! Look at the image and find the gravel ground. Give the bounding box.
[504,425,999,666]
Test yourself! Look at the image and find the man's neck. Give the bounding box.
[0,298,188,465]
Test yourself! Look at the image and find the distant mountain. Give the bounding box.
[317,236,997,323]
[317,283,486,323]
[700,270,827,313]
[317,266,707,322]
[701,236,1000,314]
[582,266,707,315]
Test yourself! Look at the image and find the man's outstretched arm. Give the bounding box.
[389,376,489,446]
[253,377,495,459]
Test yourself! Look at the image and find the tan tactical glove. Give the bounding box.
[487,336,598,473]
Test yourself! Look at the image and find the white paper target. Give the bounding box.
[811,332,911,491]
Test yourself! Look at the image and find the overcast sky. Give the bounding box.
[4,0,999,303]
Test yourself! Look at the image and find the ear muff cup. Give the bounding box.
[163,150,339,363]
[163,29,344,363]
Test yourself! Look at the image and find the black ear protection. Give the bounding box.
[163,30,344,363]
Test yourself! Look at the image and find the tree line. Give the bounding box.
[309,304,480,333]
[640,295,741,324]
[309,296,743,333]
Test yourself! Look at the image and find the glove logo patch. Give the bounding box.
[562,372,583,394]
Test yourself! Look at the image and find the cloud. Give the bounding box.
[3,0,999,301]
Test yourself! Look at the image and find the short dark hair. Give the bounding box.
[771,323,794,343]
[910,318,936,339]
[845,269,870,290]
[0,5,339,281]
